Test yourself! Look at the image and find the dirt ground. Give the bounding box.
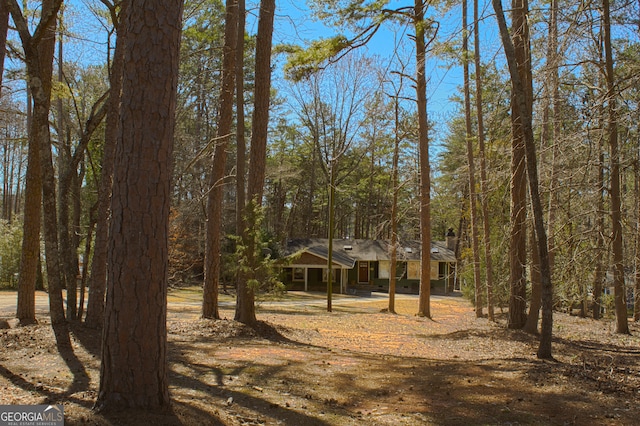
[0,289,639,425]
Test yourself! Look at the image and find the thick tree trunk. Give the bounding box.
[415,0,432,319]
[12,0,39,325]
[16,117,41,325]
[506,0,530,330]
[96,0,183,410]
[203,0,238,320]
[7,0,65,325]
[236,0,275,325]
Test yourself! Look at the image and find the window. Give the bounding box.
[438,262,447,280]
[431,262,439,280]
[293,268,305,282]
[407,261,420,280]
[378,260,390,279]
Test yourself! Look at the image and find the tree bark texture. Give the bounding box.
[203,0,238,319]
[85,2,127,329]
[507,0,530,330]
[97,0,183,410]
[6,0,64,324]
[236,0,274,325]
[474,0,494,322]
[415,0,432,319]
[463,0,483,318]
[491,0,555,359]
[38,16,66,325]
[235,0,246,240]
[388,92,402,315]
[603,0,629,334]
[16,113,41,325]
[526,0,559,333]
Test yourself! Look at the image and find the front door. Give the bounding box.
[358,261,369,283]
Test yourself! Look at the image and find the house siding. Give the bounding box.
[284,267,344,292]
[281,238,456,295]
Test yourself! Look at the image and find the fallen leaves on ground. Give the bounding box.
[0,293,639,425]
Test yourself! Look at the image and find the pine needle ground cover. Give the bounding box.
[0,290,638,425]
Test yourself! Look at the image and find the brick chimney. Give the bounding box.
[446,228,456,251]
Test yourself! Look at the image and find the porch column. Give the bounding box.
[304,267,308,292]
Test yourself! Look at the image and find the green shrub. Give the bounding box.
[0,220,22,289]
[229,203,285,297]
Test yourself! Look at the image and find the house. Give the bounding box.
[280,236,457,295]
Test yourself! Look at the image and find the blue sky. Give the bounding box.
[270,0,505,151]
[270,0,466,115]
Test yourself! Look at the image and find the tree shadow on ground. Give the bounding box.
[165,320,640,426]
[167,330,333,426]
[0,320,94,411]
[423,326,536,343]
[51,322,92,400]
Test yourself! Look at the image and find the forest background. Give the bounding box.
[0,0,639,413]
[1,0,639,324]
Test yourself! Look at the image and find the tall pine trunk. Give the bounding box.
[7,0,65,325]
[603,0,629,334]
[236,0,275,325]
[463,0,483,318]
[235,0,246,243]
[525,0,559,333]
[474,0,494,321]
[96,0,183,410]
[203,0,238,319]
[507,0,530,330]
[388,86,403,315]
[16,107,41,325]
[415,0,432,319]
[491,0,555,359]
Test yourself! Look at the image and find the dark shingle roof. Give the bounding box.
[285,238,456,264]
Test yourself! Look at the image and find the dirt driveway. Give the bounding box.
[1,288,639,425]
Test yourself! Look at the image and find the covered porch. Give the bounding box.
[283,246,355,294]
